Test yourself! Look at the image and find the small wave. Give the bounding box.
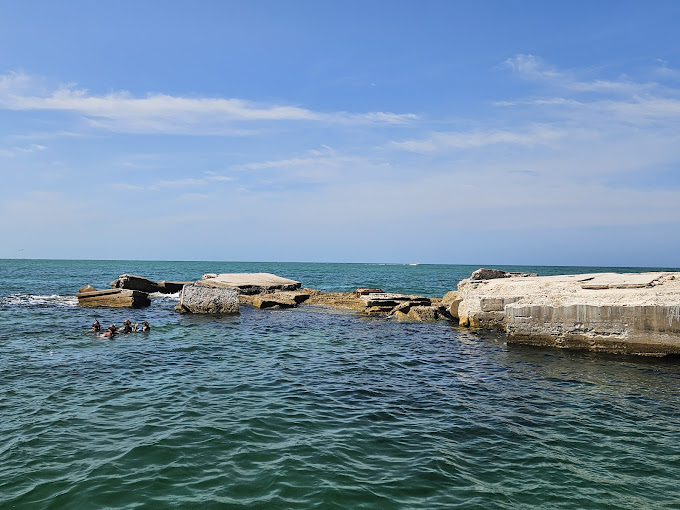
[1,293,78,307]
[149,291,180,302]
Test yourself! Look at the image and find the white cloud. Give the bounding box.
[0,72,417,135]
[504,54,655,95]
[115,172,235,192]
[391,125,564,153]
[0,143,48,157]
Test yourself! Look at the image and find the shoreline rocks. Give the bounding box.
[453,270,680,356]
[77,268,680,355]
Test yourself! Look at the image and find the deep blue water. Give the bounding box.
[1,259,679,509]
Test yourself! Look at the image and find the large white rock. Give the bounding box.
[177,283,239,314]
[197,273,301,295]
[454,270,680,356]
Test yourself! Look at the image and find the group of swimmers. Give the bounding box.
[88,319,150,338]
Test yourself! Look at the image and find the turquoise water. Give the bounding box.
[1,259,680,509]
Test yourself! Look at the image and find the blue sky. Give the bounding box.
[1,1,680,266]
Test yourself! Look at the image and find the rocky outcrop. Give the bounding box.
[77,287,151,308]
[454,270,680,356]
[176,284,239,314]
[470,268,539,280]
[197,273,301,295]
[354,288,384,297]
[395,305,440,322]
[110,274,191,294]
[252,294,298,309]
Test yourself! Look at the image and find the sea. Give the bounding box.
[1,259,680,509]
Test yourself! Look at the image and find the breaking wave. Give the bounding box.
[1,294,78,308]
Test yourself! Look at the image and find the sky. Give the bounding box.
[1,1,680,266]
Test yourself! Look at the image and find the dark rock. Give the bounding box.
[110,274,191,294]
[470,268,509,280]
[354,288,384,297]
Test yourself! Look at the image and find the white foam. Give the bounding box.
[149,291,180,302]
[1,294,78,307]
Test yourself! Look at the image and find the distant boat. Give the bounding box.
[409,263,419,266]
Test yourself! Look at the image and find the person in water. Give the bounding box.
[120,320,133,334]
[141,321,150,332]
[88,320,101,333]
[100,324,117,339]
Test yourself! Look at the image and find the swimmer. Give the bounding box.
[100,324,117,339]
[88,320,101,333]
[141,321,150,332]
[120,320,133,334]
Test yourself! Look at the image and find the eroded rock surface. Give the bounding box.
[77,288,151,308]
[176,283,239,314]
[197,273,301,295]
[110,274,191,294]
[454,269,680,355]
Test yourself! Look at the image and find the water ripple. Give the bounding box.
[2,273,680,508]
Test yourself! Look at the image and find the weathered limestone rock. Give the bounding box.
[354,288,384,297]
[252,294,297,309]
[360,293,431,308]
[470,268,539,281]
[110,274,191,294]
[176,283,239,314]
[470,268,508,280]
[304,290,368,312]
[197,273,301,295]
[395,306,440,322]
[77,288,151,308]
[454,269,680,355]
[238,289,310,308]
[441,290,462,318]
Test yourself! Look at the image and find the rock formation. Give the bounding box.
[77,286,151,308]
[110,274,191,294]
[453,270,680,356]
[197,273,301,295]
[176,283,239,314]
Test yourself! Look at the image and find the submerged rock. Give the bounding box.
[176,283,239,314]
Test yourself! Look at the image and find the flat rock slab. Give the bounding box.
[579,272,665,289]
[198,273,301,295]
[77,288,151,308]
[360,293,431,308]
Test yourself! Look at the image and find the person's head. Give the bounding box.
[124,320,131,325]
[142,321,150,331]
[109,324,116,331]
[92,320,100,330]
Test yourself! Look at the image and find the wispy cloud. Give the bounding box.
[114,171,235,192]
[0,72,417,135]
[504,54,655,95]
[0,143,48,157]
[391,125,564,153]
